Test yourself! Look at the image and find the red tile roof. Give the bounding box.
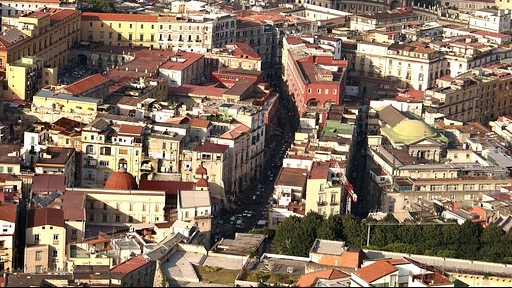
[309,161,330,179]
[31,174,65,193]
[159,52,204,71]
[189,118,211,129]
[0,203,17,223]
[82,12,158,22]
[355,261,398,283]
[139,180,195,195]
[229,42,260,59]
[193,142,229,153]
[27,207,65,228]
[118,124,144,135]
[50,190,85,221]
[63,74,110,95]
[49,9,79,25]
[111,256,151,274]
[170,84,227,98]
[220,122,250,140]
[277,167,309,187]
[296,269,349,287]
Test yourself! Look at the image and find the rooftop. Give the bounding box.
[276,167,309,187]
[212,233,265,256]
[27,207,65,228]
[63,74,110,96]
[110,256,151,274]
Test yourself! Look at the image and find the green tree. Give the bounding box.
[479,223,505,261]
[457,221,483,259]
[341,214,365,248]
[84,0,116,13]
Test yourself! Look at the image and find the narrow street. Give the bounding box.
[216,92,297,238]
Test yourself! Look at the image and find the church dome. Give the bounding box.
[393,119,437,138]
[195,163,208,175]
[104,169,138,190]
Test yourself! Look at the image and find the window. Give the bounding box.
[53,234,59,241]
[143,204,147,211]
[52,250,57,258]
[89,213,94,222]
[99,160,109,166]
[102,214,107,222]
[140,34,144,41]
[115,215,120,222]
[201,153,211,160]
[99,31,104,39]
[128,216,133,223]
[72,229,77,235]
[34,234,40,243]
[0,240,4,248]
[35,251,42,261]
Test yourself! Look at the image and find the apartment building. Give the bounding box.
[0,9,81,77]
[206,42,262,72]
[81,12,236,52]
[355,41,445,91]
[5,56,57,101]
[81,13,159,48]
[425,65,512,124]
[182,142,229,200]
[305,161,344,218]
[25,208,66,272]
[0,0,77,17]
[235,20,273,70]
[158,52,205,87]
[210,121,251,197]
[81,119,144,187]
[177,189,212,247]
[0,203,17,271]
[469,9,511,33]
[146,130,184,176]
[0,145,21,175]
[34,147,76,187]
[349,8,419,31]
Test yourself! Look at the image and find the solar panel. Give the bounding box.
[32,195,42,204]
[49,191,60,200]
[39,197,52,207]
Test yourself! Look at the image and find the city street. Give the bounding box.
[215,93,297,238]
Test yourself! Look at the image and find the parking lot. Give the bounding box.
[57,62,100,85]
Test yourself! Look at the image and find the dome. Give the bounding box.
[196,177,208,188]
[393,119,437,138]
[104,169,138,190]
[195,164,208,175]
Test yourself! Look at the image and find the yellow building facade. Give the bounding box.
[5,56,57,100]
[0,9,81,77]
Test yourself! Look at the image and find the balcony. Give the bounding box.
[84,161,97,168]
[330,201,339,205]
[317,201,327,206]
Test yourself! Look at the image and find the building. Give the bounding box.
[30,88,102,124]
[177,188,212,247]
[81,11,237,52]
[0,203,17,271]
[80,119,144,187]
[81,171,166,234]
[158,52,205,87]
[355,41,444,91]
[146,130,184,176]
[305,161,343,218]
[110,256,156,287]
[206,42,262,71]
[425,65,512,125]
[0,9,81,77]
[184,142,230,200]
[5,56,57,101]
[34,147,75,187]
[0,0,76,17]
[0,145,21,175]
[469,9,511,33]
[349,8,419,31]
[25,207,66,272]
[284,49,347,115]
[60,74,111,99]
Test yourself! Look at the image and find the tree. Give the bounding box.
[479,223,506,261]
[273,216,309,256]
[84,0,116,13]
[457,221,482,259]
[341,214,365,248]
